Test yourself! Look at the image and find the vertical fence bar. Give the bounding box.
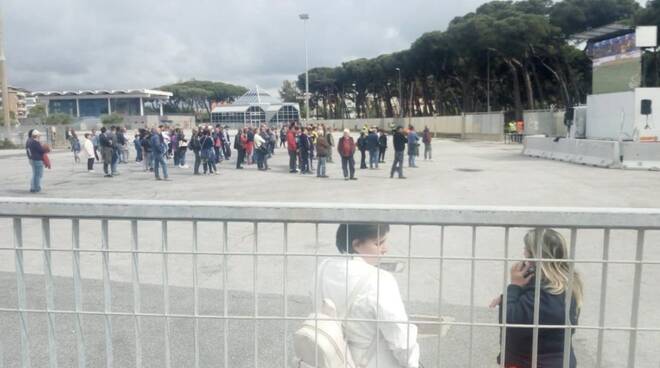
[253,222,259,368]
[406,225,413,366]
[375,224,381,366]
[499,227,510,368]
[627,230,645,368]
[562,229,577,368]
[436,226,445,367]
[314,223,320,367]
[42,218,58,368]
[192,221,199,368]
[531,228,543,368]
[131,220,142,368]
[282,223,288,367]
[223,221,229,368]
[13,218,31,368]
[101,219,113,368]
[595,229,611,368]
[72,219,86,368]
[467,226,476,368]
[161,221,171,368]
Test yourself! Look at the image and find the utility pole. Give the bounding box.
[0,5,10,137]
[487,49,491,112]
[396,68,403,120]
[299,13,310,122]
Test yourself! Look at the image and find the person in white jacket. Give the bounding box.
[315,223,420,368]
[82,133,96,172]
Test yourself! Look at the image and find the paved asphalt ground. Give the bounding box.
[0,137,658,367]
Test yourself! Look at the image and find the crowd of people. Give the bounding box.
[25,122,436,191]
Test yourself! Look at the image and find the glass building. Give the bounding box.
[31,89,173,117]
[211,88,300,127]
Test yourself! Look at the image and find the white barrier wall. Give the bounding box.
[523,136,620,168]
[523,110,568,137]
[586,91,636,140]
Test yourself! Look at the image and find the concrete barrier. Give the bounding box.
[621,142,660,170]
[523,136,620,168]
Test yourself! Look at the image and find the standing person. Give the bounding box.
[309,126,318,170]
[287,124,298,173]
[303,224,420,368]
[189,129,202,175]
[99,127,114,177]
[25,129,47,192]
[70,130,81,163]
[222,126,232,160]
[267,127,276,156]
[176,132,188,169]
[366,128,379,169]
[299,128,311,174]
[378,130,388,163]
[337,129,357,181]
[109,126,120,176]
[407,125,419,168]
[141,129,153,172]
[234,129,246,170]
[82,133,96,172]
[422,126,432,160]
[91,128,100,161]
[200,129,216,174]
[212,126,223,163]
[326,127,335,163]
[150,127,169,180]
[280,125,287,148]
[489,229,583,368]
[118,127,129,163]
[316,130,330,178]
[133,132,143,163]
[357,131,368,169]
[254,128,267,171]
[390,126,407,179]
[246,127,255,165]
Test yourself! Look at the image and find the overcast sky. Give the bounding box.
[4,0,542,94]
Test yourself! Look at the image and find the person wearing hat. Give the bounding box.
[25,129,46,192]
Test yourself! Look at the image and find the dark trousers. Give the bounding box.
[341,156,355,178]
[300,151,310,172]
[288,151,297,171]
[379,147,386,162]
[390,151,404,178]
[193,150,201,174]
[359,150,367,168]
[214,147,221,163]
[103,161,110,175]
[236,149,245,168]
[87,158,94,171]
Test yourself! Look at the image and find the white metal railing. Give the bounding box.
[0,198,659,368]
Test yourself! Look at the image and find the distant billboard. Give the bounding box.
[587,32,641,94]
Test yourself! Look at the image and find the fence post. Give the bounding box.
[461,113,466,139]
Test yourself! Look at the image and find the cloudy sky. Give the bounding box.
[5,0,517,94]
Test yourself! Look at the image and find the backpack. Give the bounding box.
[293,264,376,368]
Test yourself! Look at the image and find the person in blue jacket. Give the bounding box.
[366,128,379,169]
[490,228,584,368]
[150,126,169,180]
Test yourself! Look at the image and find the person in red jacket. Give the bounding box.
[287,123,299,173]
[337,129,357,181]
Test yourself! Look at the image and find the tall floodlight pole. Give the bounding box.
[0,5,10,136]
[487,49,491,112]
[299,13,310,122]
[396,68,403,119]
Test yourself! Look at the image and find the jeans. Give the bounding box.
[300,151,309,173]
[341,156,355,178]
[424,143,432,160]
[408,153,416,167]
[135,144,143,162]
[193,150,201,174]
[30,160,44,192]
[178,150,187,166]
[255,150,264,169]
[154,153,168,179]
[317,157,327,177]
[111,150,119,174]
[144,151,152,171]
[87,158,94,171]
[391,151,404,178]
[173,150,180,166]
[288,151,297,171]
[379,147,386,162]
[369,148,379,168]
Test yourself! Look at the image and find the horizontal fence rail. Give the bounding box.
[0,197,659,368]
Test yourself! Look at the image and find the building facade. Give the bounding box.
[31,89,173,117]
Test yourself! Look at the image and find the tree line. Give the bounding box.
[288,0,660,120]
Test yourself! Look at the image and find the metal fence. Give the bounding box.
[0,198,659,367]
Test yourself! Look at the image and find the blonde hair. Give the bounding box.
[523,228,584,310]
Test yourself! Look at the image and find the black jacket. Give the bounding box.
[498,282,578,368]
[378,134,387,148]
[393,132,407,152]
[356,135,367,151]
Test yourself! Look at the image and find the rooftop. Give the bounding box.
[571,22,633,42]
[30,89,173,99]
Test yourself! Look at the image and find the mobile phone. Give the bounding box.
[524,263,536,278]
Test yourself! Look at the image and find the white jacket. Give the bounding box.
[315,257,420,368]
[82,138,95,158]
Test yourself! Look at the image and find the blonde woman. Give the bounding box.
[490,228,584,368]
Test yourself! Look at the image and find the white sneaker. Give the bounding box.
[182,165,189,169]
[88,170,94,173]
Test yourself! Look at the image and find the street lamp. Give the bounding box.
[0,5,10,136]
[352,83,357,118]
[395,68,403,119]
[299,13,310,122]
